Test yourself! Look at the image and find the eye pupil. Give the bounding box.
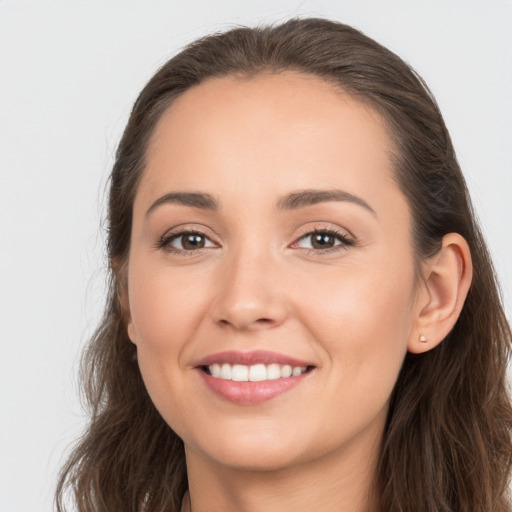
[312,233,335,249]
[183,234,205,250]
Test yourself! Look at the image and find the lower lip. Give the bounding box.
[198,370,311,405]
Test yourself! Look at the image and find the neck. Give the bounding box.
[182,428,382,512]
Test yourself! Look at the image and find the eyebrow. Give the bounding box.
[145,192,218,216]
[145,189,376,217]
[276,189,376,215]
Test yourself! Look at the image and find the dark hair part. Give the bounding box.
[56,17,512,512]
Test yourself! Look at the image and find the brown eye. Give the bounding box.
[294,228,354,252]
[310,233,337,249]
[181,234,206,250]
[160,230,217,253]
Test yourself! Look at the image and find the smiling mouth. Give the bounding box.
[195,352,316,404]
[201,363,315,382]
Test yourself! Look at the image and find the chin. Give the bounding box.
[186,424,310,473]
[207,444,302,473]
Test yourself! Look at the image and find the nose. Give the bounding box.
[209,246,289,332]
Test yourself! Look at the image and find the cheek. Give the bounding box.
[276,263,415,455]
[298,258,415,399]
[128,258,208,352]
[126,257,212,420]
[300,253,414,332]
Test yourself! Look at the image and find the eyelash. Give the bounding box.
[156,227,355,256]
[293,227,355,254]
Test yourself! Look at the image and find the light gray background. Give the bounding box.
[1,1,511,510]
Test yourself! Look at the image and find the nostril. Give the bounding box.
[217,316,276,331]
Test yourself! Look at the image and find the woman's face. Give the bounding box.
[126,72,422,472]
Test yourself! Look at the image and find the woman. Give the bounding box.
[56,17,512,512]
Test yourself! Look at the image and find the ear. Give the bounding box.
[408,233,473,354]
[121,291,138,346]
[112,257,138,346]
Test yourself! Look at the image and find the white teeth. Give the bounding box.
[280,365,292,378]
[249,364,267,382]
[267,363,281,380]
[220,363,232,380]
[207,363,310,381]
[292,366,304,377]
[231,364,249,382]
[210,363,221,378]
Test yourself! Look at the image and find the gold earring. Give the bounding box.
[419,334,428,343]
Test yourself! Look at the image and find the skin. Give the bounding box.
[125,72,472,512]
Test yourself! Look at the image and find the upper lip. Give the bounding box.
[193,350,315,368]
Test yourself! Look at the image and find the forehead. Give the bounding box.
[139,71,404,218]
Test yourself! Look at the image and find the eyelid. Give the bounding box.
[156,223,356,255]
[292,223,354,242]
[155,224,219,254]
[159,223,219,240]
[293,222,355,240]
[290,225,355,253]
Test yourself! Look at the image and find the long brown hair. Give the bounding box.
[56,18,512,512]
